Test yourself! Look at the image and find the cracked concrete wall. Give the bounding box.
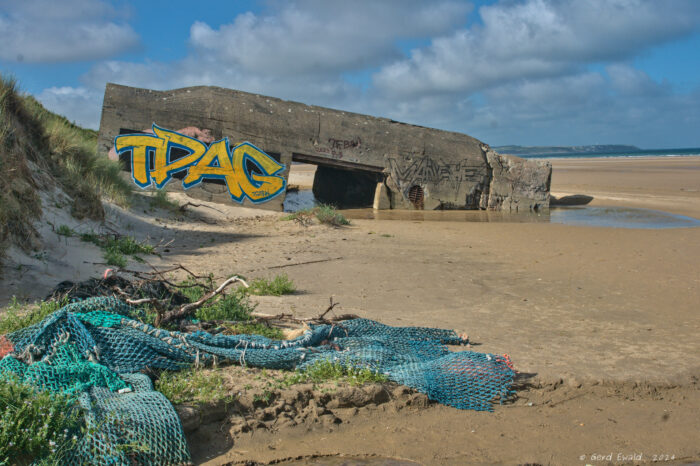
[484,147,551,212]
[98,83,551,211]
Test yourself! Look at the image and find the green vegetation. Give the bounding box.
[193,291,255,322]
[0,76,45,263]
[0,75,131,270]
[156,360,387,407]
[281,208,315,225]
[56,225,75,237]
[222,322,284,340]
[248,274,296,296]
[149,189,180,212]
[79,232,155,267]
[178,276,258,323]
[0,297,68,334]
[24,94,132,211]
[315,204,350,226]
[282,204,350,227]
[284,360,388,387]
[155,368,235,405]
[103,249,127,268]
[0,378,83,465]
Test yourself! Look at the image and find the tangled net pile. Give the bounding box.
[0,297,515,465]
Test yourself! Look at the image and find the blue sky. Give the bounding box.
[1,0,699,149]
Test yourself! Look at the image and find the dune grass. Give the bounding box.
[0,297,68,335]
[149,189,180,212]
[248,274,296,296]
[0,74,132,271]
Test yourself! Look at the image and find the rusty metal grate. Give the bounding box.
[408,185,424,209]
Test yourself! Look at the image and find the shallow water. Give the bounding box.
[284,189,317,212]
[343,206,700,229]
[283,189,700,229]
[549,206,700,229]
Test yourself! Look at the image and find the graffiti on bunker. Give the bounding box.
[114,124,286,203]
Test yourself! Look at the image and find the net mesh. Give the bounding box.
[1,297,515,464]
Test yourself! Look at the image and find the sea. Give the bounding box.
[518,147,700,159]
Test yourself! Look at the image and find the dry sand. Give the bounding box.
[2,157,699,465]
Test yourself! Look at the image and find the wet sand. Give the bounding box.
[550,156,700,218]
[2,157,699,464]
[195,157,700,464]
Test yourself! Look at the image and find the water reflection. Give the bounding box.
[342,208,550,223]
[550,206,700,229]
[284,189,318,212]
[284,189,700,229]
[343,206,700,229]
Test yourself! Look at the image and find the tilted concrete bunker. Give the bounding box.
[98,83,551,211]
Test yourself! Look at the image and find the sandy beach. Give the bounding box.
[2,156,699,465]
[206,157,700,464]
[550,156,700,218]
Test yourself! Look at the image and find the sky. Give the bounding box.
[1,0,699,149]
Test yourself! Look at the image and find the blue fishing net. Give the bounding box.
[1,297,515,464]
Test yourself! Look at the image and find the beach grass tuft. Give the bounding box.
[248,274,296,296]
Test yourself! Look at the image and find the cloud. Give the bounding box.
[30,0,700,148]
[0,0,139,63]
[449,67,700,147]
[373,0,700,96]
[188,0,471,76]
[37,86,103,129]
[77,0,471,111]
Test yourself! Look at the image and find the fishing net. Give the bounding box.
[1,297,516,464]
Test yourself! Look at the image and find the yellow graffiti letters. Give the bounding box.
[182,139,242,197]
[230,143,285,203]
[114,124,286,204]
[151,125,207,186]
[114,133,165,187]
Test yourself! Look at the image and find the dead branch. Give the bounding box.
[109,263,210,287]
[178,202,224,214]
[317,297,339,320]
[111,286,165,308]
[158,276,249,326]
[248,298,359,326]
[151,238,175,251]
[243,256,343,273]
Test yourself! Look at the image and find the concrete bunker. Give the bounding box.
[291,153,384,209]
[98,84,552,212]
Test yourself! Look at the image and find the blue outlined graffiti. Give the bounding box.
[114,125,286,204]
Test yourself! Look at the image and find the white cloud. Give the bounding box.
[188,1,471,76]
[30,0,700,148]
[0,0,139,63]
[37,86,102,129]
[373,0,700,96]
[78,1,472,112]
[456,69,700,147]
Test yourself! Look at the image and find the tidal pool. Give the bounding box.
[342,205,700,229]
[283,190,700,229]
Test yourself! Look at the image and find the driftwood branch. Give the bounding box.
[242,257,343,274]
[178,202,224,214]
[318,297,339,320]
[112,286,165,308]
[247,298,358,327]
[158,276,249,326]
